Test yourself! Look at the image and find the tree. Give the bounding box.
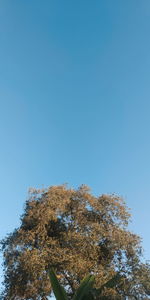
[1,185,150,299]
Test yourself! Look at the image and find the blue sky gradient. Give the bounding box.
[1,0,150,287]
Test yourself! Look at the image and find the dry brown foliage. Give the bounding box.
[1,185,150,299]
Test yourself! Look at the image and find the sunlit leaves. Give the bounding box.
[1,185,150,299]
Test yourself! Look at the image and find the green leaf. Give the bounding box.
[48,268,68,300]
[73,274,95,300]
[81,289,95,300]
[96,273,121,295]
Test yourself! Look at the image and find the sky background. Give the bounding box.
[0,0,150,290]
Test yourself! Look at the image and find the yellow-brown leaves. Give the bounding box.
[1,185,150,300]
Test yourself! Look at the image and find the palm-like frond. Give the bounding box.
[48,268,68,300]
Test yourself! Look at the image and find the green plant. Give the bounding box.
[48,269,124,300]
[48,268,95,300]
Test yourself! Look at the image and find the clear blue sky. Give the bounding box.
[0,0,150,288]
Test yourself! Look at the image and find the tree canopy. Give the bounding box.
[1,185,150,299]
